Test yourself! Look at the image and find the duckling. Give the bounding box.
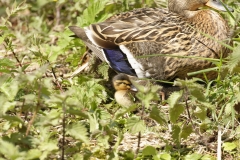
[112,74,168,106]
[69,0,233,81]
[112,73,136,107]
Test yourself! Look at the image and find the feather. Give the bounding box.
[102,48,136,76]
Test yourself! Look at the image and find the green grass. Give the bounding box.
[0,0,240,159]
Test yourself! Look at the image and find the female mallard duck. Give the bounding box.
[69,0,232,81]
[112,73,136,107]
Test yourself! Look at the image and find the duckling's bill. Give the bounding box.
[130,84,138,92]
[206,0,233,12]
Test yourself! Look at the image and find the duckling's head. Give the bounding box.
[168,0,233,18]
[112,74,132,91]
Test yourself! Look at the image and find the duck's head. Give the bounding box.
[168,0,233,18]
[112,74,133,91]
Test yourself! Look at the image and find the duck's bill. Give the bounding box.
[130,85,138,92]
[206,0,234,12]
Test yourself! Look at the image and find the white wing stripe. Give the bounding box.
[119,45,145,78]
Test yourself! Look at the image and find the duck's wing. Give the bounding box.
[69,26,136,76]
[69,8,188,78]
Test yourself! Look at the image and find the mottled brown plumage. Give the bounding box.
[69,0,232,81]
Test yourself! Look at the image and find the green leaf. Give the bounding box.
[47,45,62,63]
[172,125,181,145]
[0,36,4,44]
[197,101,214,110]
[180,124,193,139]
[6,7,11,17]
[121,150,135,160]
[169,104,184,123]
[98,63,109,80]
[113,131,124,151]
[236,126,240,139]
[0,25,8,30]
[167,91,183,108]
[136,92,155,108]
[21,94,37,105]
[88,113,99,132]
[194,106,207,121]
[2,115,23,126]
[67,109,88,118]
[0,139,26,159]
[149,106,167,125]
[77,0,111,27]
[190,88,205,101]
[199,122,210,133]
[99,109,111,122]
[25,149,42,160]
[0,79,19,101]
[0,58,15,68]
[66,122,89,144]
[201,154,215,160]
[224,102,233,116]
[113,104,138,120]
[223,142,237,151]
[228,45,240,72]
[0,74,11,88]
[38,109,61,126]
[48,30,74,62]
[28,64,49,81]
[142,146,157,156]
[39,141,58,152]
[75,80,107,110]
[126,117,146,134]
[97,135,110,148]
[185,153,202,160]
[158,153,171,160]
[0,98,16,115]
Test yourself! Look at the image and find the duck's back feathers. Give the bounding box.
[86,8,178,47]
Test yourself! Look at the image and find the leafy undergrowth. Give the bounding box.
[0,0,240,159]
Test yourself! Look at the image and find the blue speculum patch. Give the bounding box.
[103,48,136,76]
